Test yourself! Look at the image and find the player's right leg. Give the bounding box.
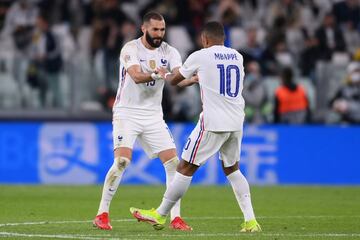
[93,147,131,230]
[220,131,261,233]
[94,118,139,230]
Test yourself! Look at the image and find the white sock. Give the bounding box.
[227,170,256,221]
[97,157,130,215]
[157,172,192,216]
[163,157,181,220]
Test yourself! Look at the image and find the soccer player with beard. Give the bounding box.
[93,12,196,231]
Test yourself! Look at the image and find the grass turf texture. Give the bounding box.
[0,185,359,239]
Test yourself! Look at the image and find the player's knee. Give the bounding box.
[177,160,198,176]
[222,162,239,176]
[114,157,130,171]
[163,156,179,170]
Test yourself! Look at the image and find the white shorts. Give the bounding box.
[113,117,176,159]
[181,121,243,167]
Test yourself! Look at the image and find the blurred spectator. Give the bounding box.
[332,0,360,29]
[212,0,241,46]
[29,13,63,107]
[266,0,302,29]
[120,19,137,43]
[315,12,346,61]
[0,0,359,124]
[243,61,268,124]
[1,0,38,38]
[261,39,293,75]
[239,26,263,66]
[140,0,184,26]
[299,28,320,77]
[0,0,12,31]
[274,67,309,124]
[300,0,328,35]
[266,15,286,53]
[91,0,128,90]
[261,13,294,75]
[1,0,39,107]
[184,0,211,41]
[330,62,360,123]
[299,28,319,79]
[343,20,360,55]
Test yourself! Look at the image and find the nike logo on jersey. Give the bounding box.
[140,59,146,62]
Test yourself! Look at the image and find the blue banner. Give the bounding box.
[0,122,359,185]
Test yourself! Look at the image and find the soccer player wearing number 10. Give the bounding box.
[130,21,261,233]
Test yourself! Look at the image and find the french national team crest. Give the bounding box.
[161,58,167,66]
[149,59,156,70]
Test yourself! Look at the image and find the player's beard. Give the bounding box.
[145,31,163,48]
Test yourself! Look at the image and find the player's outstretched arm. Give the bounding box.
[177,75,199,87]
[127,65,162,84]
[160,67,186,86]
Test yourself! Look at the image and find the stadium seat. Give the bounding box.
[298,77,316,111]
[263,76,281,101]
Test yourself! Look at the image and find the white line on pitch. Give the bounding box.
[0,232,124,240]
[1,215,360,228]
[1,231,360,239]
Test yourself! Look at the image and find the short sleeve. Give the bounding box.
[179,51,200,79]
[120,42,139,69]
[168,46,182,71]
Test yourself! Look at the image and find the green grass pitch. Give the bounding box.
[0,185,359,239]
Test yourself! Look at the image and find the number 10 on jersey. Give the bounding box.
[217,64,240,97]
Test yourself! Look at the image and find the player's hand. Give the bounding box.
[151,72,163,81]
[156,67,168,79]
[151,67,166,81]
[190,74,199,84]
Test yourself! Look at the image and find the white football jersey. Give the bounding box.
[113,38,182,119]
[179,45,245,131]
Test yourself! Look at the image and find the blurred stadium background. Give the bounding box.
[0,0,360,186]
[0,0,360,184]
[0,0,359,183]
[0,0,360,238]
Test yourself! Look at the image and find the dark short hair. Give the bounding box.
[202,21,225,41]
[143,11,164,23]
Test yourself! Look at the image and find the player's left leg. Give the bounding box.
[94,147,131,230]
[220,131,261,232]
[158,149,181,220]
[94,118,139,230]
[159,150,193,231]
[139,120,192,230]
